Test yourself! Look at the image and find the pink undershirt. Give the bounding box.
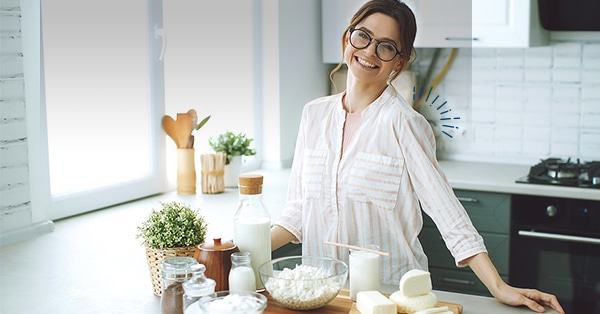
[342,109,363,157]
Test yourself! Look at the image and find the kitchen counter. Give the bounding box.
[438,160,600,201]
[433,289,560,314]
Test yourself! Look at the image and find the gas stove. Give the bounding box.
[516,158,600,189]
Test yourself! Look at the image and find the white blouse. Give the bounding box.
[275,85,486,284]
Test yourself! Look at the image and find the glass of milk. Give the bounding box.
[349,245,381,300]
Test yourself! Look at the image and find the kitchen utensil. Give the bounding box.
[194,238,239,292]
[176,113,193,149]
[324,241,390,256]
[162,115,181,147]
[187,109,197,148]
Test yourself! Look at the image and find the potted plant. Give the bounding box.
[208,131,256,187]
[136,201,209,296]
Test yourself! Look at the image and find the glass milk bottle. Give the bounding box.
[233,174,271,290]
[182,264,216,314]
[349,245,381,300]
[228,251,256,293]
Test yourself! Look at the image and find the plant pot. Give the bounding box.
[224,156,243,188]
[144,245,196,296]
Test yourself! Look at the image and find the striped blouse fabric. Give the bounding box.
[275,85,487,285]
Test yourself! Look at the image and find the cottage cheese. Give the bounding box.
[264,264,341,310]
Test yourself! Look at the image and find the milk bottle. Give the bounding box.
[233,174,271,290]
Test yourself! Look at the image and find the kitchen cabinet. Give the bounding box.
[420,189,510,296]
[321,0,548,63]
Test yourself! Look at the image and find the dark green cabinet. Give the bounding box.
[420,189,510,296]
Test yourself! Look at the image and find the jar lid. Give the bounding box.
[238,174,263,195]
[161,257,198,273]
[183,264,216,297]
[198,238,237,252]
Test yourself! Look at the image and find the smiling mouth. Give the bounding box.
[356,56,378,69]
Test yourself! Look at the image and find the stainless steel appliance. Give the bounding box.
[516,158,600,189]
[511,158,600,313]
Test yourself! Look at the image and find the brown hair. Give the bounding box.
[329,0,417,91]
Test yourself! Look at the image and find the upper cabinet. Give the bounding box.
[322,0,548,63]
[471,0,548,48]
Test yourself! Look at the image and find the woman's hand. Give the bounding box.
[492,283,565,314]
[464,253,565,314]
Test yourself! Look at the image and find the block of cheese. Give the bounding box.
[356,291,396,314]
[399,269,432,297]
[389,290,438,313]
[412,306,449,314]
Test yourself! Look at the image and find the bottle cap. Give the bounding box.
[238,174,263,195]
[198,238,237,252]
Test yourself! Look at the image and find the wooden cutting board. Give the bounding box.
[263,289,462,314]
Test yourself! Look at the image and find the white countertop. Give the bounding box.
[438,160,600,201]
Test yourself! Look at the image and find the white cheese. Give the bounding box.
[389,290,438,313]
[412,306,449,314]
[356,291,396,314]
[399,269,432,297]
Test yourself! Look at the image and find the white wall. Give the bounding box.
[414,35,600,164]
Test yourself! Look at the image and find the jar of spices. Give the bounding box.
[161,257,198,314]
[182,264,216,313]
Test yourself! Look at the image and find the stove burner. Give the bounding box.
[517,157,600,189]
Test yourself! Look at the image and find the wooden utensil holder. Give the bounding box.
[200,153,225,194]
[177,148,196,194]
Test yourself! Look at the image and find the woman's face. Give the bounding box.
[344,12,402,85]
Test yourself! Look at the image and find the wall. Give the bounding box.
[414,36,600,164]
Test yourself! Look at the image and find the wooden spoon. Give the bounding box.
[176,113,193,149]
[186,109,197,148]
[162,115,181,147]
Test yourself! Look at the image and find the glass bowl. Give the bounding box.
[258,255,348,310]
[196,291,267,314]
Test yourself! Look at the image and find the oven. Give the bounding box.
[509,194,600,314]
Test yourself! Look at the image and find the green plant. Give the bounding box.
[208,131,256,165]
[136,201,208,249]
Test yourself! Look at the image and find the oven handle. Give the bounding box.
[518,230,600,245]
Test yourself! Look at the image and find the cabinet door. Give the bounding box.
[472,0,548,47]
[404,0,473,48]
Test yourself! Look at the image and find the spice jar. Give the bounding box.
[161,257,198,314]
[182,264,216,313]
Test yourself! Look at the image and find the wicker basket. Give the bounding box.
[145,245,197,296]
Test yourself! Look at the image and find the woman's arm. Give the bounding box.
[464,252,565,314]
[270,225,298,251]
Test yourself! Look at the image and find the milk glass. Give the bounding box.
[349,245,381,300]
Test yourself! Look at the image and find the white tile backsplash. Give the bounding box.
[416,40,600,162]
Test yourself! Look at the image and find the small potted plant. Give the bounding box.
[136,201,209,296]
[208,131,256,187]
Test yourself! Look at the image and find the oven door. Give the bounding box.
[509,227,600,314]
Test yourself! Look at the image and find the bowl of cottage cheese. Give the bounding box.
[258,256,348,310]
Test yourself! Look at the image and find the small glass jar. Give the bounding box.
[183,264,216,313]
[228,252,256,293]
[161,257,198,314]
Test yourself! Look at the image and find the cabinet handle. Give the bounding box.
[518,230,600,245]
[445,37,479,41]
[457,197,479,203]
[439,277,475,286]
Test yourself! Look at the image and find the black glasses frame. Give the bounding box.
[349,28,402,62]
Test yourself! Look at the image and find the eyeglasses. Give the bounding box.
[349,28,402,62]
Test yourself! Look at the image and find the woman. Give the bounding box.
[270,0,564,313]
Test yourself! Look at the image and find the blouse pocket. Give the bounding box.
[348,152,404,210]
[302,149,328,199]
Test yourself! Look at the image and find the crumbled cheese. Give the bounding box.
[264,264,342,310]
